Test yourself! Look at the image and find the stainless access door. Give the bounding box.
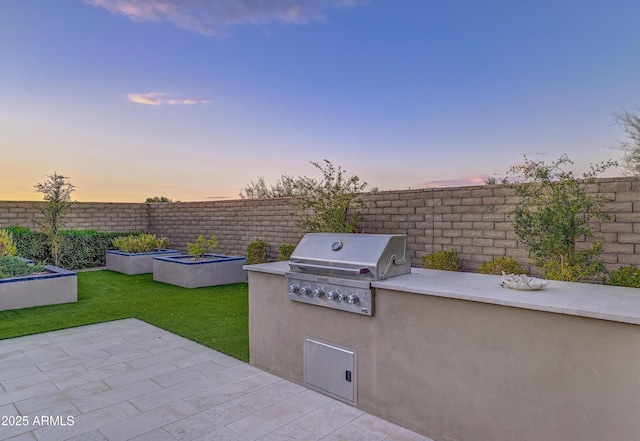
[303,337,357,405]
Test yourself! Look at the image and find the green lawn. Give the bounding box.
[0,271,250,362]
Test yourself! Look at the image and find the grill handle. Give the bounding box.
[289,262,370,276]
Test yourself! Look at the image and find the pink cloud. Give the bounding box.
[86,0,368,35]
[415,175,491,188]
[127,92,211,106]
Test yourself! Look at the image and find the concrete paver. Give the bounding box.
[0,319,434,441]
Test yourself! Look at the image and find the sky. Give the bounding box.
[1,0,640,202]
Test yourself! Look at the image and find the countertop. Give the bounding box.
[244,262,640,326]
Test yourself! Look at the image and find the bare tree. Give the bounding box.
[614,106,640,175]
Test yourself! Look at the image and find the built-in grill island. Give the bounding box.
[286,233,411,316]
[244,233,640,441]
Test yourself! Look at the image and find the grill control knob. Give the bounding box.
[288,284,300,295]
[337,293,347,302]
[300,286,312,296]
[313,288,324,298]
[347,294,359,304]
[327,290,338,300]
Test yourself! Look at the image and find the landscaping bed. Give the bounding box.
[106,249,181,274]
[0,265,77,311]
[153,253,247,288]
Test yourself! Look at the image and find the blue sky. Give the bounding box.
[1,0,639,202]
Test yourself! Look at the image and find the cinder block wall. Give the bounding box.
[358,186,518,270]
[358,177,640,271]
[0,201,149,232]
[147,198,302,261]
[2,176,638,272]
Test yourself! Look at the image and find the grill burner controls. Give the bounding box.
[286,273,373,316]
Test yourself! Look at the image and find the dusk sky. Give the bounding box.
[2,0,639,202]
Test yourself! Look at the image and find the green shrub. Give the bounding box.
[423,249,462,271]
[0,256,45,279]
[62,230,147,270]
[604,265,640,288]
[112,233,171,254]
[478,256,525,275]
[187,235,218,260]
[0,229,17,256]
[246,239,270,265]
[278,243,296,261]
[4,226,48,262]
[5,226,144,270]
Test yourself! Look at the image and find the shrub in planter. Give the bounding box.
[423,249,462,271]
[478,256,524,275]
[278,243,296,261]
[604,265,640,288]
[187,235,218,260]
[0,256,45,279]
[112,233,171,253]
[153,235,246,288]
[0,229,17,257]
[108,233,178,275]
[246,239,270,264]
[0,258,76,311]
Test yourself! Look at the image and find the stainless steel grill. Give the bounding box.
[286,233,411,316]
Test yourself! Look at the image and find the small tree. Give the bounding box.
[34,172,75,266]
[505,155,615,282]
[241,159,370,233]
[239,176,299,199]
[293,160,368,233]
[613,106,640,176]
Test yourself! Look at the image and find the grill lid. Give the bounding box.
[288,233,410,281]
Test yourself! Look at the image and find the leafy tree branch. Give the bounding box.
[505,155,615,282]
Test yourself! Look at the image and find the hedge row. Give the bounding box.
[4,226,143,270]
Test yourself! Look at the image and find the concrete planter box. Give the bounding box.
[0,265,77,311]
[106,249,181,275]
[153,254,247,288]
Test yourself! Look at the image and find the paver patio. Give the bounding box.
[0,318,433,441]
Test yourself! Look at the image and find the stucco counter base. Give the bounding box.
[245,262,640,441]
